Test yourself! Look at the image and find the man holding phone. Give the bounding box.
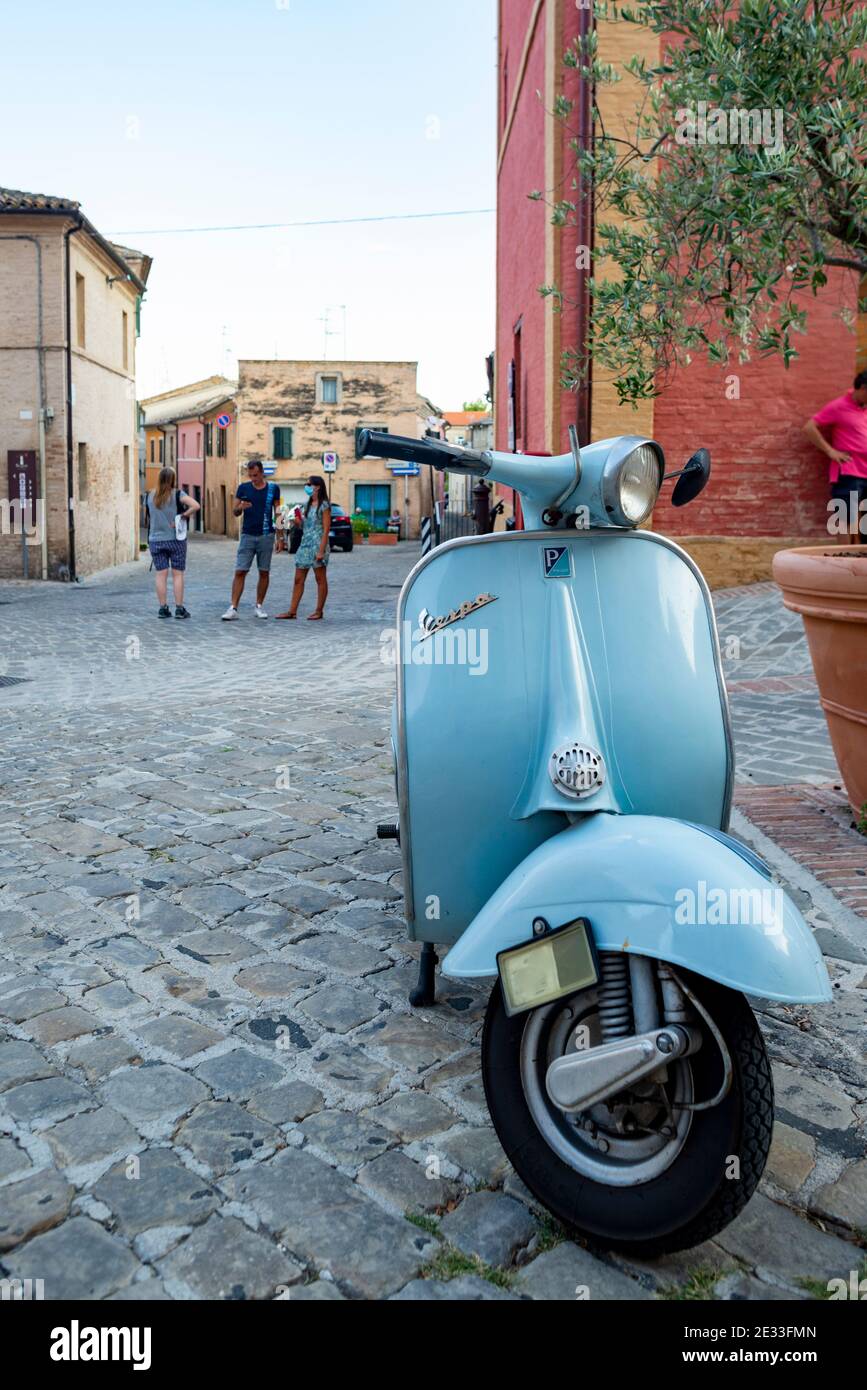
[222,460,281,620]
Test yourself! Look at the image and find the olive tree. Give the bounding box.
[536,0,867,405]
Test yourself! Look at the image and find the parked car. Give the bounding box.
[329,503,354,552]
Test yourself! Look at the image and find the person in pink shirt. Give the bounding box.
[804,371,867,542]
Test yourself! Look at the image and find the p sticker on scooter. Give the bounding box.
[543,545,572,578]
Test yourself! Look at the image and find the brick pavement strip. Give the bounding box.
[0,540,865,1300]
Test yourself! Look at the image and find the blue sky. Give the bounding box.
[2,0,498,408]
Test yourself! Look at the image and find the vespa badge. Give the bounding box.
[417,592,498,642]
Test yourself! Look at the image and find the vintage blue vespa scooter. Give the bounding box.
[361,426,831,1255]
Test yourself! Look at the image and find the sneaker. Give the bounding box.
[221,606,238,621]
[255,604,269,620]
[157,605,172,619]
[175,606,191,620]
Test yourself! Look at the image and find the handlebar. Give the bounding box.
[358,430,492,476]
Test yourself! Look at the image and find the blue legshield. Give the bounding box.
[442,814,832,1004]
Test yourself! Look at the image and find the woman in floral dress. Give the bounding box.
[275,476,331,621]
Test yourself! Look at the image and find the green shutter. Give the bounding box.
[273,427,293,460]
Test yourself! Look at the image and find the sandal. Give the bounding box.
[307,611,324,621]
[274,612,297,620]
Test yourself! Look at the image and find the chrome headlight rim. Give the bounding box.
[600,438,665,528]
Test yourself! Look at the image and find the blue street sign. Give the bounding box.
[391,466,420,477]
[263,464,277,477]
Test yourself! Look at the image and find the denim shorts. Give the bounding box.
[236,533,276,573]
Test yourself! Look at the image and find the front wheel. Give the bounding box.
[482,968,773,1256]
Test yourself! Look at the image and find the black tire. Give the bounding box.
[343,538,354,552]
[482,970,773,1256]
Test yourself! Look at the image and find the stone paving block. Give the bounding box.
[766,1122,817,1192]
[357,1149,458,1215]
[0,986,67,1022]
[0,1216,140,1299]
[0,1136,31,1182]
[270,883,342,917]
[392,1275,517,1300]
[44,1106,140,1169]
[68,873,138,900]
[136,1016,224,1060]
[24,1004,99,1046]
[66,1035,142,1082]
[299,1109,394,1168]
[515,1243,653,1301]
[177,885,252,919]
[176,929,256,965]
[175,1101,283,1173]
[431,1126,511,1186]
[225,1147,436,1299]
[108,1279,172,1301]
[233,962,321,999]
[82,983,144,1012]
[0,1169,73,1251]
[194,1049,284,1099]
[440,1191,537,1268]
[309,1041,394,1096]
[136,899,205,939]
[3,1076,92,1125]
[773,1062,856,1132]
[239,1014,317,1053]
[25,820,129,858]
[0,1039,56,1091]
[247,1081,323,1126]
[94,1147,220,1235]
[358,1014,463,1072]
[160,1214,304,1300]
[285,1280,345,1301]
[290,933,387,977]
[715,1193,858,1287]
[299,983,385,1034]
[810,1159,867,1231]
[364,1089,459,1141]
[102,1064,210,1126]
[714,1272,812,1301]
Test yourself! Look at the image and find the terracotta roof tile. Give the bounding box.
[0,186,81,213]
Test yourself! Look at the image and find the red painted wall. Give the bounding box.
[496,0,551,456]
[653,279,858,538]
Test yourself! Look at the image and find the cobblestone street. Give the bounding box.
[0,538,865,1301]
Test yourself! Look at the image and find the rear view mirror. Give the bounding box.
[669,449,711,507]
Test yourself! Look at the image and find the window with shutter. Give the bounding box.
[273,427,294,460]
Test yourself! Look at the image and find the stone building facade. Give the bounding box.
[236,359,440,537]
[0,188,150,580]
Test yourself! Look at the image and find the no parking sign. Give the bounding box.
[217,413,232,429]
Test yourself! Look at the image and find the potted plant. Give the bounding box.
[773,545,867,816]
[351,515,371,544]
[368,526,398,547]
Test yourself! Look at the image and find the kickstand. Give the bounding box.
[409,942,438,1007]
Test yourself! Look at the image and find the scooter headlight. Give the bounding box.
[602,441,664,527]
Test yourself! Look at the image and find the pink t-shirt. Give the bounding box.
[812,391,867,481]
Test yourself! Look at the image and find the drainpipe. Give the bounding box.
[0,235,48,578]
[63,224,80,581]
[574,1,595,447]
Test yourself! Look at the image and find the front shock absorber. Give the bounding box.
[597,952,633,1042]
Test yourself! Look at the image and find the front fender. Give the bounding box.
[441,814,831,1004]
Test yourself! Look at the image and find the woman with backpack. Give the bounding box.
[146,467,200,619]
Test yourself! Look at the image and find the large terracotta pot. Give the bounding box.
[773,546,867,816]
